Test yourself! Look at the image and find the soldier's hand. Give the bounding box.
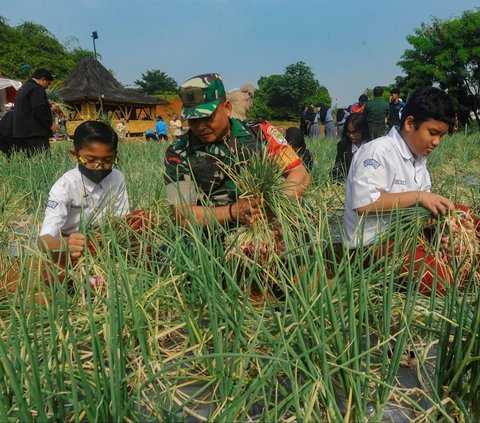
[230,198,263,226]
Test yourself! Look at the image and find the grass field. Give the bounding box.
[0,131,479,422]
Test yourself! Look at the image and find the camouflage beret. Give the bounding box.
[179,73,225,120]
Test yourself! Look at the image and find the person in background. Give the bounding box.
[351,94,368,113]
[363,86,389,139]
[331,113,371,182]
[145,129,158,141]
[227,83,255,120]
[388,88,405,130]
[324,97,339,138]
[284,126,314,171]
[309,107,321,137]
[116,118,127,138]
[300,105,310,137]
[12,68,58,156]
[169,113,183,140]
[51,103,70,141]
[336,108,349,139]
[155,114,168,141]
[0,103,14,157]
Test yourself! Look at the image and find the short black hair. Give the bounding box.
[400,87,455,129]
[373,86,384,97]
[73,120,118,151]
[359,94,368,103]
[390,88,400,95]
[31,68,54,81]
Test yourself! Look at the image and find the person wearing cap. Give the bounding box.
[388,88,405,130]
[164,73,310,227]
[12,68,58,156]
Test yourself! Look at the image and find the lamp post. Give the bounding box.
[91,31,98,61]
[91,31,103,116]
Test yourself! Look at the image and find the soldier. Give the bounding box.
[164,73,310,227]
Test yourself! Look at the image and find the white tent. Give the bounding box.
[0,78,22,91]
[0,77,22,116]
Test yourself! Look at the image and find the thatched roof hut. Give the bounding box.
[60,58,168,133]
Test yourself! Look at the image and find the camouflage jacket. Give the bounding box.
[164,118,266,207]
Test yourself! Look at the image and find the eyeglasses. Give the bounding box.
[78,155,118,169]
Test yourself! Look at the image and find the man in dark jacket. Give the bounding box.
[12,68,56,156]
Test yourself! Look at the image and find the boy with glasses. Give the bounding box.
[39,120,129,258]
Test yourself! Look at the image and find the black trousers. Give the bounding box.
[12,136,50,156]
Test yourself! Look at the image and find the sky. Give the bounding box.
[2,0,479,106]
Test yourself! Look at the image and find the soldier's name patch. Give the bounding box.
[393,179,406,185]
[47,200,59,209]
[363,159,380,169]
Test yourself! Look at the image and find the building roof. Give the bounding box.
[60,57,168,106]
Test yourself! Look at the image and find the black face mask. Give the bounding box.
[78,163,112,184]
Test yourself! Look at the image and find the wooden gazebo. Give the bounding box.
[60,58,168,136]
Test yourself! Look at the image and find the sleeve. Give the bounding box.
[257,121,302,171]
[349,147,393,211]
[39,181,70,238]
[164,143,199,205]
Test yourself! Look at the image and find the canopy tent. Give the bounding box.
[0,78,22,116]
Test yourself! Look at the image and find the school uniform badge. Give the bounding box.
[47,200,59,209]
[363,159,380,169]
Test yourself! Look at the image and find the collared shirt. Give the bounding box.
[39,166,129,238]
[343,127,431,248]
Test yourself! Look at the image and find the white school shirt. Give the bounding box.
[343,127,431,249]
[39,166,129,238]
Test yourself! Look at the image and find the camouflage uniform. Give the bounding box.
[165,118,262,207]
[165,73,302,207]
[164,118,301,207]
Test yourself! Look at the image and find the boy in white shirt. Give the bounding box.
[39,120,129,258]
[343,87,457,294]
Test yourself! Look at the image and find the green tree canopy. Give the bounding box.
[250,61,330,120]
[0,17,94,81]
[133,69,178,95]
[397,9,480,126]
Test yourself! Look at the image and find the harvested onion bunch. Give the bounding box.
[423,207,479,285]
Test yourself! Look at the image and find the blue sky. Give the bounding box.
[2,0,479,106]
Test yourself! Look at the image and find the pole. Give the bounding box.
[91,31,103,116]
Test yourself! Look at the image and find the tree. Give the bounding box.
[0,17,94,81]
[250,62,329,120]
[133,70,178,94]
[397,9,480,126]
